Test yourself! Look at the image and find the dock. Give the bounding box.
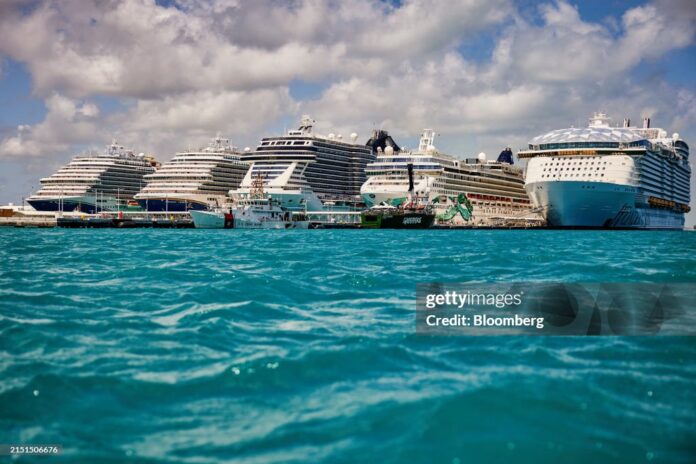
[56,217,194,228]
[0,216,57,228]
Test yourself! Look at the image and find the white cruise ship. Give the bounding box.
[360,129,537,226]
[520,113,691,229]
[27,141,158,214]
[230,116,374,211]
[135,136,249,212]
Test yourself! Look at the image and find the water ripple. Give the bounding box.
[1,229,695,463]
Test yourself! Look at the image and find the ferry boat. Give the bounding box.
[27,141,158,214]
[135,136,249,212]
[230,116,374,211]
[360,129,538,226]
[520,113,691,229]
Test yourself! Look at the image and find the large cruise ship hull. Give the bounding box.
[136,198,210,212]
[526,181,684,229]
[28,196,118,214]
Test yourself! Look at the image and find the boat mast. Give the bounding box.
[407,162,415,205]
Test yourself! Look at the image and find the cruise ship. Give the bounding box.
[135,136,249,211]
[231,116,374,211]
[520,113,691,229]
[360,129,537,226]
[27,141,157,214]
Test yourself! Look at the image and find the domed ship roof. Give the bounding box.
[529,126,645,145]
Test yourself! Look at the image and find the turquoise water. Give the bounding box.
[1,229,695,463]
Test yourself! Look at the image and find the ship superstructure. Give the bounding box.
[520,113,691,229]
[231,116,374,211]
[360,129,537,226]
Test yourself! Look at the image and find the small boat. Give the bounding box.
[190,175,303,229]
[190,199,301,229]
[233,197,292,229]
[360,162,435,229]
[360,204,435,229]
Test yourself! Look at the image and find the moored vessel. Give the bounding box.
[360,164,436,229]
[135,136,249,212]
[360,205,436,229]
[189,209,235,229]
[27,141,158,214]
[520,113,691,229]
[190,175,305,229]
[360,129,540,227]
[230,116,374,212]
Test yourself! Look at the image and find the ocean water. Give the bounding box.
[1,229,695,463]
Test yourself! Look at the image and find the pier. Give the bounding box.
[56,216,194,228]
[0,205,194,229]
[0,216,57,228]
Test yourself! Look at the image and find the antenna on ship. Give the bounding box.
[299,115,314,134]
[418,129,436,152]
[250,173,265,199]
[589,112,611,128]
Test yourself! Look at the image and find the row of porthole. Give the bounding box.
[542,160,609,167]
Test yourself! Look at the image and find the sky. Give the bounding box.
[0,0,695,225]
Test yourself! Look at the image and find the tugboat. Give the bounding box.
[360,163,435,229]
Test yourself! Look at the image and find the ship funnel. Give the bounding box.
[623,118,630,128]
[642,117,651,129]
[496,148,513,165]
[407,163,415,194]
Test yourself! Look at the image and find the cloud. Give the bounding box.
[110,88,296,157]
[490,0,696,83]
[0,93,100,158]
[0,0,694,175]
[0,0,512,99]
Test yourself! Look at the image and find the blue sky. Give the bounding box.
[0,0,694,224]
